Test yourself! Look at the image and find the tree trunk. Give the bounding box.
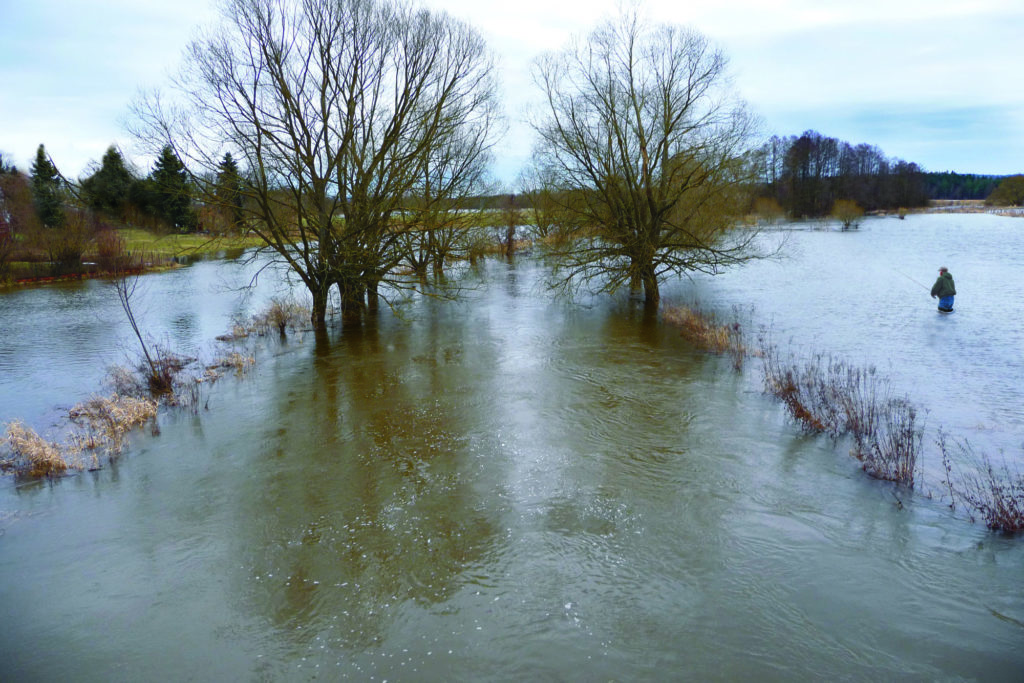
[311,287,329,330]
[366,280,379,312]
[338,278,364,321]
[641,265,659,305]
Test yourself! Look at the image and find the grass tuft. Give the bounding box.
[69,395,159,457]
[2,421,76,477]
[663,304,748,370]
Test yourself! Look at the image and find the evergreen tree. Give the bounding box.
[151,145,196,231]
[30,144,65,228]
[82,146,134,217]
[214,152,244,231]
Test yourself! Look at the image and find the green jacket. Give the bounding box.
[931,271,956,298]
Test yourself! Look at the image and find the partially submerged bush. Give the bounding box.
[940,434,1024,533]
[760,344,923,486]
[220,297,310,340]
[856,398,923,487]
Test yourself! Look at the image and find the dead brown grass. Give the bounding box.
[663,304,748,370]
[2,394,159,478]
[2,421,76,477]
[69,394,159,456]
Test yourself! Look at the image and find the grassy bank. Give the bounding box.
[118,229,265,261]
[2,229,266,286]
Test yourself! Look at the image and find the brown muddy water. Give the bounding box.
[1,215,1022,681]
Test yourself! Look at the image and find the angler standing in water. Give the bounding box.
[930,266,956,312]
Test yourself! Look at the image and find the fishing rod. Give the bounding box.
[893,269,930,291]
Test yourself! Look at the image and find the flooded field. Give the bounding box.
[1,214,1022,681]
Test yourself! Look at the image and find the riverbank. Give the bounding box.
[1,229,265,287]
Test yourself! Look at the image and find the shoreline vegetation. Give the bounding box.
[662,303,1024,533]
[1,228,265,287]
[1,296,306,478]
[6,200,1021,289]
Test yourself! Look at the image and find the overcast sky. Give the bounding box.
[2,0,1022,185]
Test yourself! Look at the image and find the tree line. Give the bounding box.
[752,130,930,218]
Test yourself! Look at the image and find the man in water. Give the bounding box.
[930,266,956,312]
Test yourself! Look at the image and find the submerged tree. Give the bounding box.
[133,0,500,328]
[530,9,763,305]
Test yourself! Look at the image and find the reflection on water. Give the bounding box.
[1,221,1023,681]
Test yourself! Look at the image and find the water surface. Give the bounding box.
[1,217,1022,681]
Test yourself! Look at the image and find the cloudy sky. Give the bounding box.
[2,0,1022,185]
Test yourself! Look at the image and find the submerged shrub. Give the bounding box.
[856,398,923,487]
[760,343,924,487]
[940,434,1024,533]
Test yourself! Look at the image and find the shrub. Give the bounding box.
[95,228,133,273]
[939,434,1024,533]
[831,199,864,230]
[856,398,923,486]
[759,344,924,487]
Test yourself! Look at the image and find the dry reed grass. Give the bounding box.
[663,304,748,370]
[211,352,255,376]
[2,421,76,477]
[69,394,158,456]
[1,393,160,477]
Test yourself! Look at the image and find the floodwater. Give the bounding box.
[1,215,1022,681]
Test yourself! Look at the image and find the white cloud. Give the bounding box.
[1,0,1021,180]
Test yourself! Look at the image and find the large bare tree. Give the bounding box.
[531,9,763,305]
[134,0,500,327]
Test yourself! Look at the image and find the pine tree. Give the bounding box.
[151,145,196,231]
[215,152,244,231]
[30,144,65,228]
[82,146,134,217]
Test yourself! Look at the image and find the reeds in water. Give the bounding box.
[69,394,159,456]
[939,433,1024,533]
[760,343,923,487]
[2,394,160,477]
[2,421,75,477]
[663,304,748,370]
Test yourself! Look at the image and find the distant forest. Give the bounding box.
[754,130,929,218]
[920,172,1003,200]
[752,130,1011,218]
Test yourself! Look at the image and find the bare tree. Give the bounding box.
[530,9,764,305]
[133,0,500,328]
